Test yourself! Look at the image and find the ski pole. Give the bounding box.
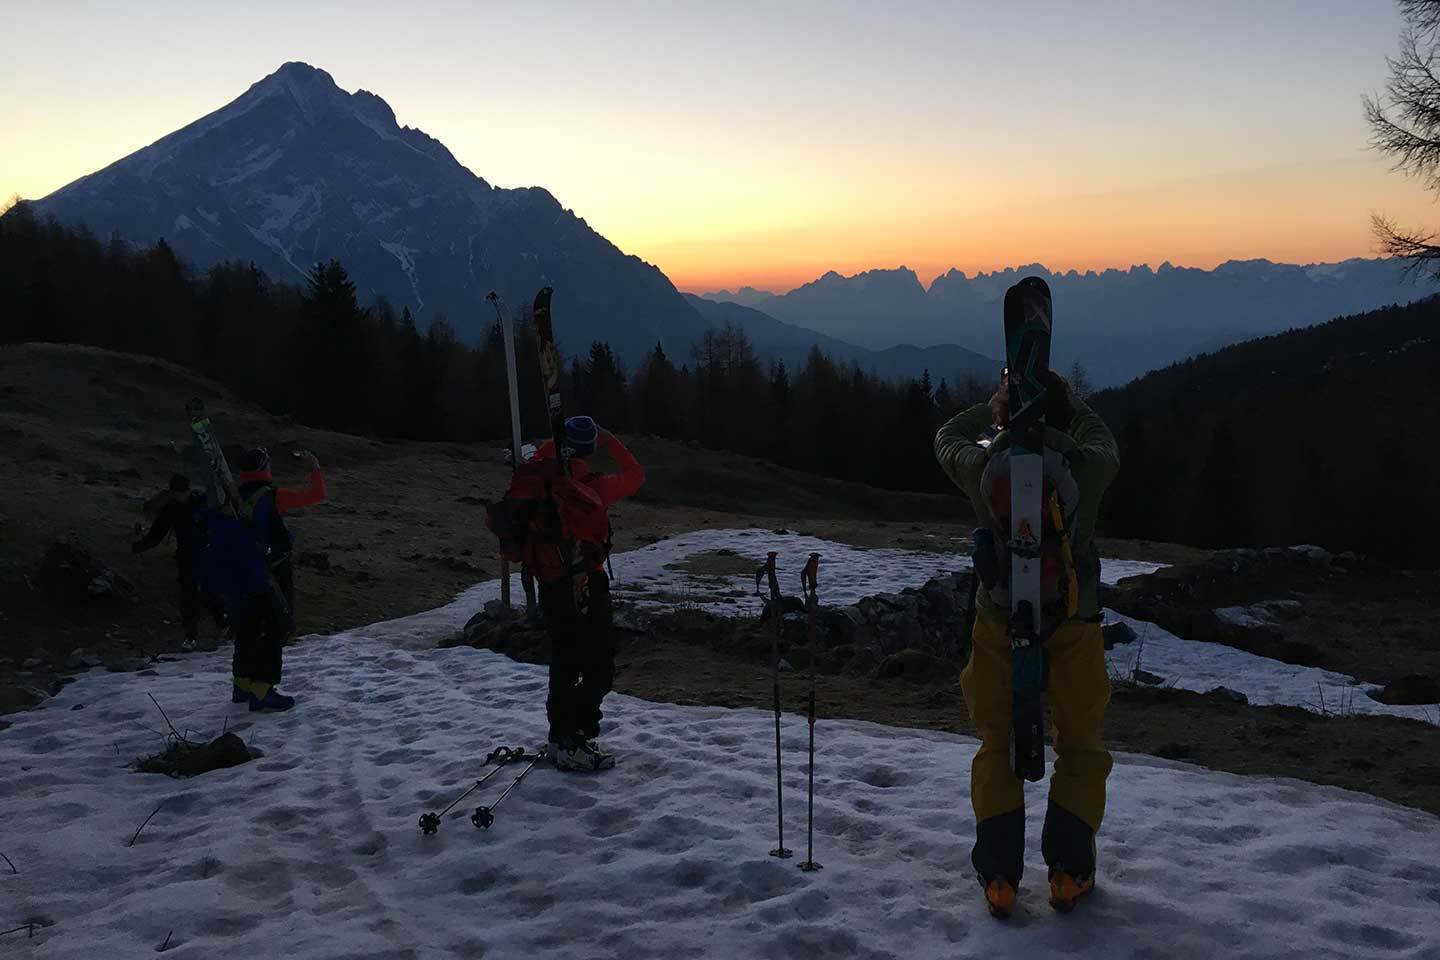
[798,552,822,872]
[471,748,546,829]
[756,552,791,859]
[419,746,524,834]
[488,291,524,617]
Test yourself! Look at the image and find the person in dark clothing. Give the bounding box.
[132,474,209,648]
[530,417,644,772]
[234,447,326,636]
[196,504,295,712]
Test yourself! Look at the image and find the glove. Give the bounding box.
[1038,370,1075,432]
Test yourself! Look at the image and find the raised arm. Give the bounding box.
[933,401,997,501]
[589,430,645,506]
[275,452,327,513]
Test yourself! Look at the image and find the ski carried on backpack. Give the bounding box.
[532,287,568,473]
[483,288,611,586]
[1002,278,1053,783]
[186,398,241,515]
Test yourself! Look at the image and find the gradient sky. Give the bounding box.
[2,0,1430,292]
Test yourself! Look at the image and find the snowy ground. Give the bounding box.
[352,528,1162,648]
[353,529,1433,723]
[2,637,1438,959]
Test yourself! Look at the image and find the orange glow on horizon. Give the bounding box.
[632,160,1431,295]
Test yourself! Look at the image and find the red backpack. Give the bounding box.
[484,459,611,583]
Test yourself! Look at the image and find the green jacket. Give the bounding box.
[933,391,1119,620]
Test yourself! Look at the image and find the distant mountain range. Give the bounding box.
[700,260,1438,385]
[30,62,992,382]
[682,295,994,382]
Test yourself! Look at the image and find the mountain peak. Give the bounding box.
[244,61,350,124]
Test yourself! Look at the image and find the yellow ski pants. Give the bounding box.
[961,612,1113,830]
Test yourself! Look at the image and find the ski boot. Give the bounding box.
[981,875,1018,919]
[548,736,615,772]
[249,686,297,712]
[1048,870,1094,913]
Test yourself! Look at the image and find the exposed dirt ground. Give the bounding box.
[2,343,1437,818]
[604,623,1440,817]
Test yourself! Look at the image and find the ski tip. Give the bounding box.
[1003,276,1052,319]
[533,286,553,311]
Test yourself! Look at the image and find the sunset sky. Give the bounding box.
[1,0,1428,293]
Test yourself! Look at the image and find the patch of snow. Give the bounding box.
[243,223,306,280]
[1215,605,1272,629]
[380,240,425,312]
[1,632,1437,956]
[257,186,318,236]
[195,207,221,227]
[349,530,1159,650]
[1214,600,1301,629]
[219,146,286,186]
[1105,610,1434,724]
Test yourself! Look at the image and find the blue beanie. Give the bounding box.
[238,447,271,473]
[564,416,598,457]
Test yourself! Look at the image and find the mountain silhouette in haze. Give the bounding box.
[32,61,996,379]
[34,62,708,357]
[682,294,994,383]
[703,260,1437,385]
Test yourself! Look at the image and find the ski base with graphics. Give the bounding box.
[1002,277,1053,784]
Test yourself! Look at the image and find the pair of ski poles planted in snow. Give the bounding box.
[419,745,546,834]
[756,551,822,872]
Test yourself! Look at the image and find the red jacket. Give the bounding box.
[533,433,644,507]
[237,467,327,513]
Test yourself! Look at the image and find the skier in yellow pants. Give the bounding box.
[935,367,1119,917]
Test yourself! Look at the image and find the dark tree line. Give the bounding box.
[0,205,990,493]
[6,204,1431,561]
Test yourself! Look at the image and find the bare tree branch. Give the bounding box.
[1368,3,1440,279]
[1372,214,1440,281]
[1399,0,1440,35]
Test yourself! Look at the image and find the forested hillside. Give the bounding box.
[0,205,981,494]
[1093,298,1439,565]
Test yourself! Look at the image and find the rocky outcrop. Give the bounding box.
[451,573,979,684]
[34,541,137,617]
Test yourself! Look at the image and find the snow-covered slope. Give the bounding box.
[33,62,707,355]
[3,631,1437,958]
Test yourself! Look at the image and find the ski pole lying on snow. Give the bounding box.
[798,552,822,873]
[471,748,547,830]
[756,552,792,859]
[419,746,526,834]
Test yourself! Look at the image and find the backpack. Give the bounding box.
[240,483,294,559]
[197,508,272,617]
[978,445,1081,627]
[485,459,611,584]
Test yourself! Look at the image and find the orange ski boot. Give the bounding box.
[983,876,1018,919]
[1048,871,1094,913]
